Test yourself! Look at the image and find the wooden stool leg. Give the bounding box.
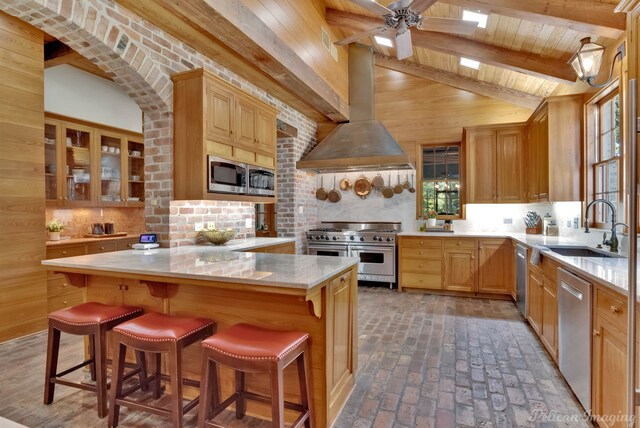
[88,334,97,382]
[169,345,184,428]
[198,355,216,428]
[235,370,246,419]
[43,324,61,405]
[135,350,149,392]
[95,327,108,419]
[297,347,314,428]
[152,352,162,399]
[269,362,284,428]
[108,342,127,428]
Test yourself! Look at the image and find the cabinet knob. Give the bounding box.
[63,300,68,305]
[418,264,424,268]
[419,251,424,255]
[610,305,620,313]
[418,279,423,283]
[62,283,67,287]
[471,256,475,260]
[419,241,424,244]
[340,277,346,283]
[123,285,129,291]
[58,196,63,200]
[127,244,132,248]
[593,329,600,337]
[62,251,67,255]
[99,246,105,250]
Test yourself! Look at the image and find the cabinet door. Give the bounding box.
[97,131,125,206]
[536,111,549,201]
[44,120,64,204]
[541,276,558,360]
[466,129,496,203]
[234,97,257,150]
[477,240,508,294]
[126,136,144,206]
[256,108,276,157]
[205,80,234,145]
[496,128,526,202]
[526,123,539,201]
[443,248,476,292]
[527,270,543,334]
[62,122,94,206]
[592,316,627,428]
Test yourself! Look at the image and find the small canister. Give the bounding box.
[104,223,115,235]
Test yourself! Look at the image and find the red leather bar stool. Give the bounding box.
[44,302,145,418]
[198,323,314,428]
[108,312,215,428]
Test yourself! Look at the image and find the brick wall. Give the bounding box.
[2,0,320,249]
[46,207,145,238]
[169,201,255,247]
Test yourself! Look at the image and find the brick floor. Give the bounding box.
[0,286,590,427]
[337,286,591,428]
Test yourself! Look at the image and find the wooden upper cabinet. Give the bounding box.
[525,95,581,202]
[172,68,278,202]
[464,124,526,203]
[204,80,234,145]
[496,128,526,202]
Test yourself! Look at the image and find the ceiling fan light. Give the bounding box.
[374,35,393,47]
[462,10,488,29]
[460,57,480,70]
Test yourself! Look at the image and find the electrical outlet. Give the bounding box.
[149,199,158,206]
[567,220,572,227]
[245,218,252,228]
[194,222,204,231]
[503,218,512,224]
[573,217,579,229]
[299,205,304,214]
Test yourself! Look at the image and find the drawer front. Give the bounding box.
[443,239,476,249]
[401,248,441,260]
[401,272,441,289]
[46,245,86,260]
[399,237,442,249]
[596,287,626,330]
[116,238,138,251]
[48,275,79,298]
[87,242,117,254]
[330,270,353,288]
[47,291,84,313]
[401,258,441,274]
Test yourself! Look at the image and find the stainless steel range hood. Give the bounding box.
[297,44,413,172]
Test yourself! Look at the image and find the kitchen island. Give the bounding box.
[42,243,359,427]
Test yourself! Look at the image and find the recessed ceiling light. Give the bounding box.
[374,35,393,47]
[462,10,488,29]
[460,57,480,69]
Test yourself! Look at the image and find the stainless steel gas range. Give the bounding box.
[306,221,401,286]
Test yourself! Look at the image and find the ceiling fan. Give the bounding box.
[334,0,479,60]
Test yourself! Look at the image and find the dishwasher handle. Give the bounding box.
[560,281,583,301]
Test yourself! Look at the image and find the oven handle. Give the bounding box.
[308,245,349,252]
[349,245,395,252]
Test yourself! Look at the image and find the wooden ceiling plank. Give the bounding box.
[44,40,82,68]
[441,0,625,39]
[375,54,541,109]
[327,8,577,84]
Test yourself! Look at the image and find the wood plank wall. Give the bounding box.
[374,67,534,164]
[0,11,46,342]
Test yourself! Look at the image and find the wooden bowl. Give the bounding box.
[200,229,235,245]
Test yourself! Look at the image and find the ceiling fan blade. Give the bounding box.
[407,0,438,14]
[348,0,392,16]
[334,26,390,46]
[396,30,413,60]
[418,17,479,35]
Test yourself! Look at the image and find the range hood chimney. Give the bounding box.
[297,44,413,172]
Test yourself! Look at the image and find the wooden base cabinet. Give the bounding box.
[527,269,544,335]
[477,239,510,294]
[540,276,558,360]
[443,241,476,293]
[526,256,559,361]
[398,237,443,291]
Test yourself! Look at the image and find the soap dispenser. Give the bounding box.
[542,213,553,236]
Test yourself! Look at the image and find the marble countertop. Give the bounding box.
[399,231,634,297]
[42,238,358,290]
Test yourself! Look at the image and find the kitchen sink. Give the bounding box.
[545,245,625,258]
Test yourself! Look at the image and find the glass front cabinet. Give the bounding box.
[44,114,144,207]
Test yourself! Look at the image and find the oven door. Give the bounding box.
[247,165,275,197]
[307,244,348,257]
[208,156,247,194]
[349,245,395,277]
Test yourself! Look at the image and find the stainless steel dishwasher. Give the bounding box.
[515,244,527,316]
[558,267,592,412]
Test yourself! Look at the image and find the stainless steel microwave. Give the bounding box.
[207,156,247,194]
[247,165,275,197]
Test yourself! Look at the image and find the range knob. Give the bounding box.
[325,236,330,240]
[373,236,379,241]
[360,237,364,242]
[332,236,337,241]
[386,237,393,242]
[349,236,355,241]
[315,236,320,240]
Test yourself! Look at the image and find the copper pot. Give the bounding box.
[381,172,394,198]
[328,175,341,203]
[354,175,372,199]
[409,173,416,193]
[372,173,385,189]
[339,176,352,191]
[316,176,328,201]
[393,172,404,194]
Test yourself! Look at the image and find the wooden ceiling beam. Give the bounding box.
[45,40,113,80]
[121,0,349,122]
[326,8,578,84]
[442,0,625,39]
[375,54,542,109]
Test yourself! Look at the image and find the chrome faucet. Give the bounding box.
[584,199,620,253]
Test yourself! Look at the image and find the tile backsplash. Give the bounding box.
[46,207,146,238]
[169,200,255,247]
